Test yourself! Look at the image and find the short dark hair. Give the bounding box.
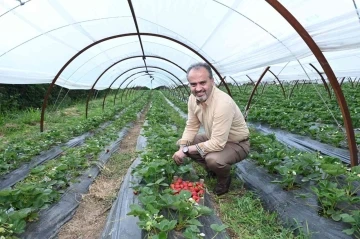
[186,63,213,80]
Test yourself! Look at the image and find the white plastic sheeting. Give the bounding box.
[0,0,359,89]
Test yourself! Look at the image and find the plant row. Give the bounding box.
[0,92,151,239]
[230,83,360,148]
[128,92,227,239]
[0,91,143,176]
[249,128,360,237]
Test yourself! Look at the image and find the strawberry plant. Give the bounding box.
[0,94,150,238]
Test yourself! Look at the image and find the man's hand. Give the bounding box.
[172,150,186,165]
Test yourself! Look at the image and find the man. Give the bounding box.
[172,62,250,196]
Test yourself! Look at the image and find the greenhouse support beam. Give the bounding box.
[85,55,188,115]
[88,66,187,118]
[268,69,286,98]
[127,0,147,72]
[339,77,346,86]
[246,75,258,94]
[309,63,331,99]
[349,77,355,88]
[242,83,249,93]
[288,80,300,98]
[120,77,146,103]
[244,66,270,119]
[112,66,187,107]
[260,82,268,94]
[101,72,149,111]
[100,54,188,111]
[228,76,242,95]
[267,0,358,166]
[102,71,147,111]
[40,33,229,132]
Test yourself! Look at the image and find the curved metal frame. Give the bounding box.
[267,0,358,166]
[101,69,185,110]
[268,69,286,98]
[40,32,232,132]
[84,55,189,115]
[244,66,271,118]
[86,55,189,117]
[228,76,242,95]
[88,66,188,117]
[340,77,346,86]
[309,63,332,99]
[260,81,268,94]
[246,75,258,94]
[288,80,300,98]
[101,71,148,111]
[113,66,187,106]
[101,70,185,113]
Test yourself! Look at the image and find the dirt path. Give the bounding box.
[57,107,148,239]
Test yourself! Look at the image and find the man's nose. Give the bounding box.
[195,85,202,92]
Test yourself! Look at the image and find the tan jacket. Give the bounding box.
[178,86,249,156]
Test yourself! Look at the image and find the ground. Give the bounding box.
[57,107,148,239]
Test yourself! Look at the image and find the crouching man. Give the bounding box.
[172,63,250,196]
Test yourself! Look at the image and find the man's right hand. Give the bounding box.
[172,150,185,165]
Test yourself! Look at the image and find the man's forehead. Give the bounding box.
[188,68,211,78]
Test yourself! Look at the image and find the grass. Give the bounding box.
[193,164,311,239]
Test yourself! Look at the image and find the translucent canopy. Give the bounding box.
[0,0,359,89]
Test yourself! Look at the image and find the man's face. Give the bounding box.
[188,67,214,103]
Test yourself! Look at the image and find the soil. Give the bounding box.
[57,106,149,239]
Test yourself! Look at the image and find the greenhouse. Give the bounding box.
[0,0,360,238]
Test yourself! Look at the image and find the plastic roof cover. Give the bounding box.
[0,0,359,90]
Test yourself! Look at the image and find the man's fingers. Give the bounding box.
[173,156,182,165]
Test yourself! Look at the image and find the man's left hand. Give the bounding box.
[172,150,185,165]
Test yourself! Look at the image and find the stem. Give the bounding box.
[211,232,219,239]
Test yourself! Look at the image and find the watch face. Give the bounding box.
[183,146,189,154]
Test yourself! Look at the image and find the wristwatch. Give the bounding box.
[182,146,190,156]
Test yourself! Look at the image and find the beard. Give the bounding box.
[195,92,207,102]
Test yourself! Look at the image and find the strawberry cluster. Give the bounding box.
[170,177,205,202]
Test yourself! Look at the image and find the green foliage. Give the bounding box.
[0,91,151,238]
[230,83,360,148]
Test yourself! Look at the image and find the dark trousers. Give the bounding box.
[189,134,250,179]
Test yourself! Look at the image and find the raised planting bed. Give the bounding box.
[0,97,150,239]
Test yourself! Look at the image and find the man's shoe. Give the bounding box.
[214,176,231,196]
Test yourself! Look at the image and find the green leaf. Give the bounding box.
[0,189,12,197]
[186,218,203,227]
[340,214,356,223]
[57,164,68,171]
[154,219,177,231]
[210,223,228,232]
[30,165,46,174]
[155,177,166,184]
[9,208,32,219]
[150,232,167,239]
[183,227,199,239]
[331,213,341,221]
[342,228,355,235]
[196,205,213,215]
